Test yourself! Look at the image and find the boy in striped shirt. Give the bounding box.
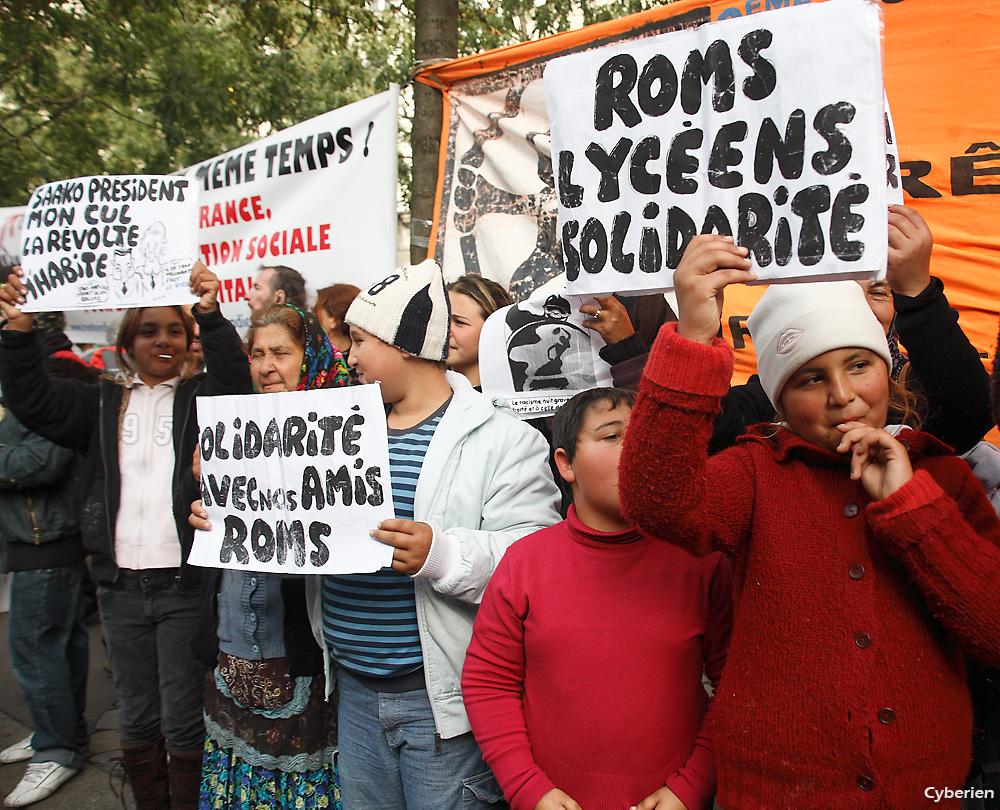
[315,260,560,810]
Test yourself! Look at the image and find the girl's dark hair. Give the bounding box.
[313,284,361,338]
[552,387,636,464]
[115,306,195,378]
[247,306,306,353]
[447,274,513,320]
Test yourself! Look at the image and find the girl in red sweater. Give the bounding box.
[618,235,1000,810]
[463,388,732,810]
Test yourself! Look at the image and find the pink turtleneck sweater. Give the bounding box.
[462,505,732,810]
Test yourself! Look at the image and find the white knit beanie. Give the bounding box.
[747,281,892,411]
[345,260,451,362]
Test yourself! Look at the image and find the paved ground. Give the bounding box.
[0,611,132,809]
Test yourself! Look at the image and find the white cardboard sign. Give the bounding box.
[19,175,199,311]
[190,385,395,575]
[479,287,614,418]
[884,93,903,207]
[545,0,888,295]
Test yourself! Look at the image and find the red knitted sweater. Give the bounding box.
[462,505,733,810]
[618,324,1000,810]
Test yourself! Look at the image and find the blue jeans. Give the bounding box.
[7,562,89,769]
[336,669,506,810]
[96,569,206,753]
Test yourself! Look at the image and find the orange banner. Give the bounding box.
[416,0,1000,384]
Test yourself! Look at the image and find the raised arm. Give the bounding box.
[620,236,758,556]
[189,261,254,397]
[0,269,99,451]
[886,205,991,453]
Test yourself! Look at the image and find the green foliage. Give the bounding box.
[456,0,675,53]
[0,0,412,206]
[0,0,675,208]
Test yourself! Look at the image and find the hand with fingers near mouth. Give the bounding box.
[836,421,913,501]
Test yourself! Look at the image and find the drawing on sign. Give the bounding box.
[505,294,595,391]
[19,175,199,311]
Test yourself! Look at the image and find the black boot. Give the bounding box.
[121,739,169,810]
[166,745,204,810]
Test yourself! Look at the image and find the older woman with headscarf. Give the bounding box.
[187,263,347,810]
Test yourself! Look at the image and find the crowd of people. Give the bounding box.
[0,202,996,810]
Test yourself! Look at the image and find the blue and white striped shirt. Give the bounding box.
[321,399,450,679]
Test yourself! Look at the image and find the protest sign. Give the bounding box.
[19,175,199,312]
[545,0,887,296]
[884,94,903,207]
[190,384,395,575]
[480,287,614,418]
[177,87,400,327]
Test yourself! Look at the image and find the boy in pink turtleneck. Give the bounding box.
[462,388,733,810]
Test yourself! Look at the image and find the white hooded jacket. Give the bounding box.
[307,371,561,738]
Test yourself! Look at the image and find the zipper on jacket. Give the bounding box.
[25,494,40,543]
[176,388,195,584]
[99,390,116,556]
[411,400,474,740]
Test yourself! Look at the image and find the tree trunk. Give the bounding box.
[410,0,458,264]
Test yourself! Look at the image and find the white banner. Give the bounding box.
[177,86,400,326]
[546,0,887,295]
[479,287,614,418]
[0,89,400,341]
[18,176,199,312]
[190,385,395,575]
[426,9,709,303]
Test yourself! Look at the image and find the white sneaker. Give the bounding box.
[0,739,33,765]
[4,762,79,807]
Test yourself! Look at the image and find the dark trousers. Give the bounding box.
[97,569,206,753]
[7,562,89,769]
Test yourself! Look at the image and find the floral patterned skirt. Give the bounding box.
[200,737,340,810]
[199,653,340,810]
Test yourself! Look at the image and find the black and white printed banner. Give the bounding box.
[479,286,614,418]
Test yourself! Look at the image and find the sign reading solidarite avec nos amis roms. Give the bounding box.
[190,384,395,576]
